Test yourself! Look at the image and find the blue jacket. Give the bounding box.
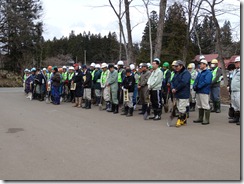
[193,69,212,94]
[171,68,191,99]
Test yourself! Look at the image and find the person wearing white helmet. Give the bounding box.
[100,63,111,110]
[229,56,240,125]
[187,63,198,111]
[93,64,102,106]
[147,58,164,120]
[23,68,29,90]
[67,66,75,102]
[117,60,126,108]
[193,59,213,125]
[210,59,222,113]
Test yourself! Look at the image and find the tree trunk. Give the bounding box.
[154,0,167,61]
[210,2,228,86]
[124,0,134,64]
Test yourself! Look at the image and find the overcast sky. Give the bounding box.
[41,0,240,42]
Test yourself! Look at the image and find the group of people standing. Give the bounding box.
[23,56,240,126]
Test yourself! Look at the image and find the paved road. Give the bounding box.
[0,88,240,180]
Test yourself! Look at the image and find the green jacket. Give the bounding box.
[107,69,118,92]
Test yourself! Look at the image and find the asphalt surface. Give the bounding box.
[0,88,241,180]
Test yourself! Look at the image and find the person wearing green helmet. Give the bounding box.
[162,62,171,111]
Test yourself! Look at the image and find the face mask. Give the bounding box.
[211,64,215,68]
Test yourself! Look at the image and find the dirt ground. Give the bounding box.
[220,86,230,104]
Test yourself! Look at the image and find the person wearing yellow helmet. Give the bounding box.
[210,59,222,113]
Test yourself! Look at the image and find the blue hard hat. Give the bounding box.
[31,67,36,72]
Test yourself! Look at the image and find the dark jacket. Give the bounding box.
[93,69,102,90]
[122,75,135,93]
[83,69,92,88]
[193,69,213,94]
[73,69,83,97]
[171,68,191,99]
[51,72,61,87]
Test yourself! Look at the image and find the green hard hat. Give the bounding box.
[163,62,169,67]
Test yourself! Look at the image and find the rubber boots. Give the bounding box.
[176,113,182,127]
[113,104,119,114]
[138,104,147,115]
[202,109,210,125]
[126,108,133,117]
[86,100,91,109]
[180,113,187,125]
[105,102,111,111]
[193,108,204,123]
[82,99,88,108]
[121,106,129,115]
[211,102,216,112]
[229,111,240,124]
[215,101,221,113]
[190,102,196,112]
[73,97,78,107]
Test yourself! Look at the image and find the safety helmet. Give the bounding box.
[42,68,47,71]
[235,56,240,62]
[24,68,29,72]
[62,66,67,69]
[172,60,178,66]
[47,66,52,70]
[31,67,36,72]
[199,55,205,60]
[163,62,169,67]
[114,65,118,68]
[147,63,151,67]
[101,63,108,68]
[187,63,195,69]
[130,64,135,70]
[69,66,74,70]
[200,59,208,65]
[154,58,161,64]
[95,64,100,68]
[117,60,124,66]
[211,59,218,64]
[90,63,96,67]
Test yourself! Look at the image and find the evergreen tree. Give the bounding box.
[162,2,187,63]
[0,0,43,72]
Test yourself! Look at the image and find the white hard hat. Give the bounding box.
[200,59,208,65]
[117,60,124,65]
[199,55,205,60]
[62,66,67,69]
[172,61,178,66]
[42,68,47,71]
[95,64,100,68]
[24,68,29,72]
[154,58,161,63]
[101,63,108,68]
[235,56,240,62]
[147,63,151,67]
[115,65,118,68]
[90,63,96,67]
[69,66,74,70]
[130,64,135,70]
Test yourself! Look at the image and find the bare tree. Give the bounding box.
[142,0,153,63]
[124,0,134,63]
[154,0,167,60]
[203,0,228,86]
[108,0,128,60]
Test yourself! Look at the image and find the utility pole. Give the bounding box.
[84,50,87,65]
